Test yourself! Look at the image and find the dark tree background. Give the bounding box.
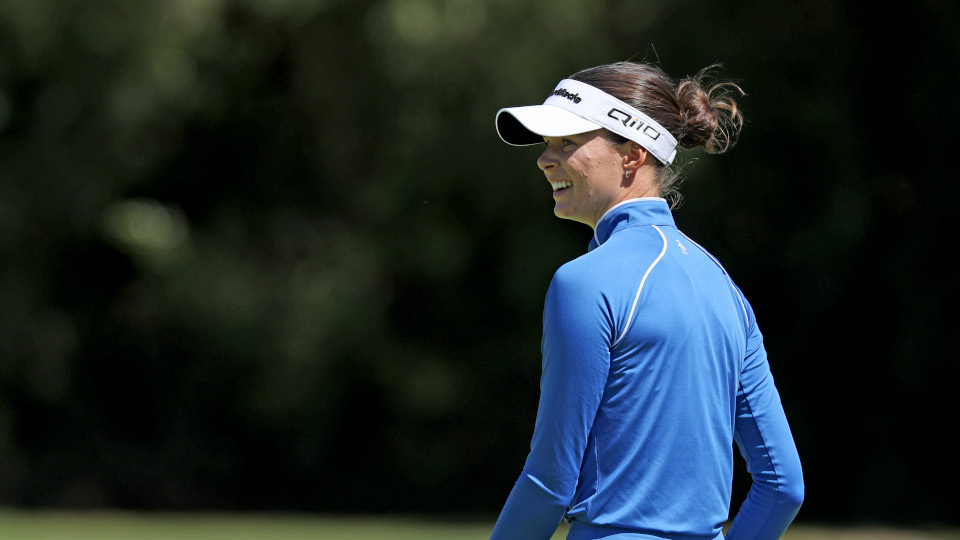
[1,0,957,526]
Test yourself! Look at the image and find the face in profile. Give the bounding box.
[537,129,630,228]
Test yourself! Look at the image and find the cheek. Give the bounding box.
[572,153,595,180]
[574,151,612,187]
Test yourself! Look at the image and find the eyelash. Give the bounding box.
[544,139,575,148]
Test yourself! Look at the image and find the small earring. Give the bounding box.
[624,170,632,180]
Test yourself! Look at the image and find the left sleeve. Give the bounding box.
[490,269,611,540]
[725,298,804,540]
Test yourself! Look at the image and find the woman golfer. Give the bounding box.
[490,61,804,540]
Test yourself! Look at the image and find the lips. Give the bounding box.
[550,180,573,192]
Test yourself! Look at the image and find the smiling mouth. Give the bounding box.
[551,181,573,192]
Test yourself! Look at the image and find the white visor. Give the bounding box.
[496,79,678,165]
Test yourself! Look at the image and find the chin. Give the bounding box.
[553,210,590,228]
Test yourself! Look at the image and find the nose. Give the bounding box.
[537,145,555,172]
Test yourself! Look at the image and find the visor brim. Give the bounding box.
[495,104,602,146]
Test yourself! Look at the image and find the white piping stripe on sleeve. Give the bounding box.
[611,225,668,349]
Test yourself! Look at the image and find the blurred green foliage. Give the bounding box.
[0,0,958,524]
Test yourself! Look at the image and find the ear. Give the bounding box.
[622,142,648,178]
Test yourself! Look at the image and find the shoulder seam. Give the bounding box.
[678,230,751,334]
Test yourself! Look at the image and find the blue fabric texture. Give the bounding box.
[490,199,803,540]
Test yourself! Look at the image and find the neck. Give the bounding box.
[588,168,659,230]
[625,164,660,199]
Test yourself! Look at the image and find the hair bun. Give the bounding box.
[676,65,744,154]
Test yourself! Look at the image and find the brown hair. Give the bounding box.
[570,61,745,207]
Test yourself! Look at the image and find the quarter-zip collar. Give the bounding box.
[588,198,675,252]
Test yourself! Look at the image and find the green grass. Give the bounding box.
[0,510,957,539]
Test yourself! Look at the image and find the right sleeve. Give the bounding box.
[490,268,611,540]
[725,302,804,540]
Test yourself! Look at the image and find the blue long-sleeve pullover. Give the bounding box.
[491,198,803,540]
